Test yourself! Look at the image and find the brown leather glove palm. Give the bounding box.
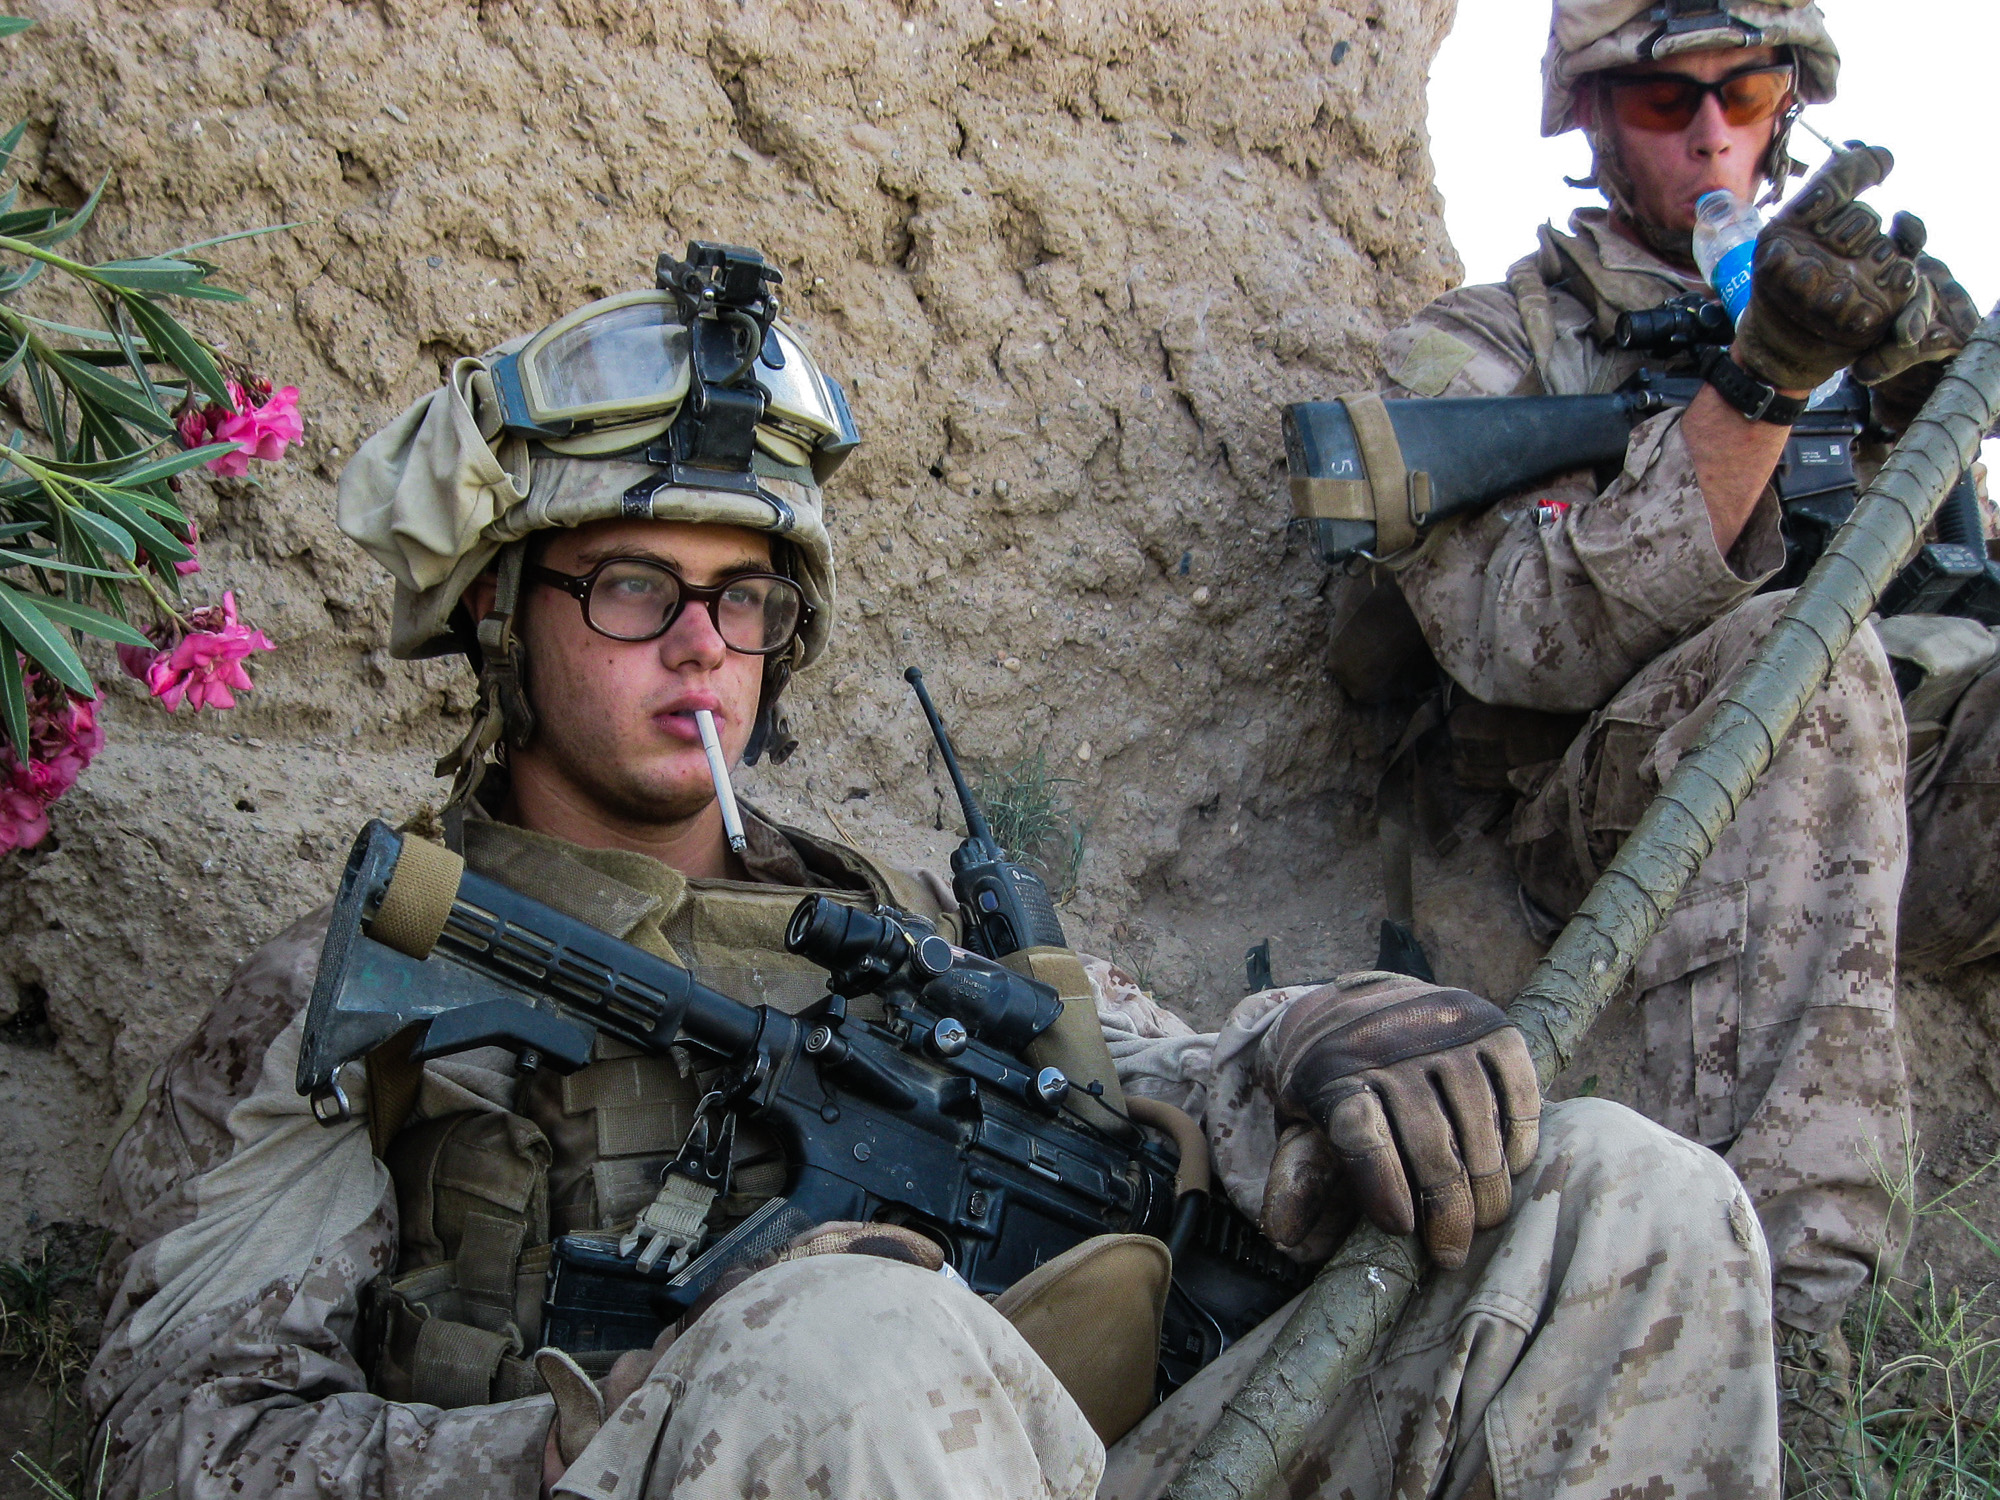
[1734,145,1926,394]
[1258,973,1540,1269]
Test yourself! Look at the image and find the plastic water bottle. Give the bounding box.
[1693,189,1763,323]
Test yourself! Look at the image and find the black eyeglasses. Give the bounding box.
[530,557,808,654]
[1599,63,1795,133]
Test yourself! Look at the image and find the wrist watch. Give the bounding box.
[1697,345,1806,426]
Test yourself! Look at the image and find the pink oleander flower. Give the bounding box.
[0,671,105,853]
[174,518,202,577]
[207,381,303,478]
[127,590,275,712]
[175,402,210,450]
[175,377,304,478]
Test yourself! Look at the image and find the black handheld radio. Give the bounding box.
[904,667,1069,958]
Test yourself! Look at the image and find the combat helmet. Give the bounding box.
[337,242,859,795]
[1542,0,1840,251]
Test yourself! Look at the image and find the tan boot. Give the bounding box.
[1776,1323,1887,1500]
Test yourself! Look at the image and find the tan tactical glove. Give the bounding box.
[1257,972,1540,1269]
[1734,145,1925,394]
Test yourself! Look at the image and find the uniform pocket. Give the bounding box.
[1633,881,1748,1148]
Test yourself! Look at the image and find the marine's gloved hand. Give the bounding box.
[1733,145,1925,394]
[1257,972,1541,1269]
[1863,237,1982,431]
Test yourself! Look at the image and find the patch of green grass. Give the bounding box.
[0,1229,105,1493]
[1846,1147,2000,1498]
[974,749,1087,897]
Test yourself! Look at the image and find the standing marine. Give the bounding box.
[86,243,1780,1499]
[1329,0,1991,1489]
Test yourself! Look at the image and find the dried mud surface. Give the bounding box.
[0,0,1990,1416]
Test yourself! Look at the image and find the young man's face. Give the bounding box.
[1584,45,1789,235]
[508,517,775,829]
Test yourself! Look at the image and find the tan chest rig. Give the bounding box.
[1333,229,1703,893]
[363,816,966,1406]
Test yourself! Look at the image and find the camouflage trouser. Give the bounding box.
[1512,591,1912,1335]
[1901,660,2000,966]
[551,1100,1777,1500]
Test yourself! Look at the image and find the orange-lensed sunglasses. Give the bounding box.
[1599,63,1795,133]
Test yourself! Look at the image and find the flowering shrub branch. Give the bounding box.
[0,15,296,849]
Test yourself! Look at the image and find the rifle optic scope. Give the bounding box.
[786,895,1063,1054]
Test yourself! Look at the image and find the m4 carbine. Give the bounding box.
[298,821,1302,1390]
[1284,312,1998,624]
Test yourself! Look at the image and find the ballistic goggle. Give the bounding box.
[487,243,860,487]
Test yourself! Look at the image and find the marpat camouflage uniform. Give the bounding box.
[1374,206,1944,1332]
[88,811,1780,1500]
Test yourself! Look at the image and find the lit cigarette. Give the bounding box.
[694,709,748,854]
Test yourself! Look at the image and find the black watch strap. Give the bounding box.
[1697,346,1806,426]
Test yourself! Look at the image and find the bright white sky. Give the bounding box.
[1427,0,2000,472]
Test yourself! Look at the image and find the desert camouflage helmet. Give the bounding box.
[336,242,857,782]
[1541,0,1839,138]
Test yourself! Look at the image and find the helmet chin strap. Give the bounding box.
[436,541,534,811]
[742,656,799,766]
[1586,124,1700,267]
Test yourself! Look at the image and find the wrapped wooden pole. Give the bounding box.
[1166,306,2000,1500]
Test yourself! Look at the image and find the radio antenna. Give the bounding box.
[904,667,998,850]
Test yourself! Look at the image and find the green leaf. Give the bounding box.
[19,174,107,249]
[81,484,189,561]
[86,255,210,293]
[40,349,175,434]
[154,222,303,258]
[50,508,104,577]
[0,206,60,236]
[26,591,150,648]
[0,631,27,761]
[0,332,27,389]
[74,400,150,465]
[0,18,35,38]
[0,259,45,296]
[0,547,125,579]
[0,120,27,179]
[101,298,163,412]
[0,579,92,695]
[22,355,70,461]
[67,504,134,560]
[103,441,235,489]
[153,279,248,305]
[16,313,117,343]
[120,294,229,404]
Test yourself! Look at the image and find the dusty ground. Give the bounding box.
[0,0,1993,1478]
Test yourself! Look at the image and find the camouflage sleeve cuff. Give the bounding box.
[1569,410,1782,656]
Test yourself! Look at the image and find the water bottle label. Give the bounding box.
[1713,240,1755,323]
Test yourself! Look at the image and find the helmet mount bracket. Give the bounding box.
[1638,2,1766,61]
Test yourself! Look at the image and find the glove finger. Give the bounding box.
[1892,280,1937,351]
[1262,1122,1341,1250]
[1323,1088,1417,1239]
[1921,258,1981,343]
[1786,143,1891,227]
[1371,1069,1476,1268]
[1426,1050,1511,1230]
[1890,210,1928,258]
[1819,201,1883,257]
[1480,1027,1544,1175]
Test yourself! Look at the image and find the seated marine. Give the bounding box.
[88,245,1782,1500]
